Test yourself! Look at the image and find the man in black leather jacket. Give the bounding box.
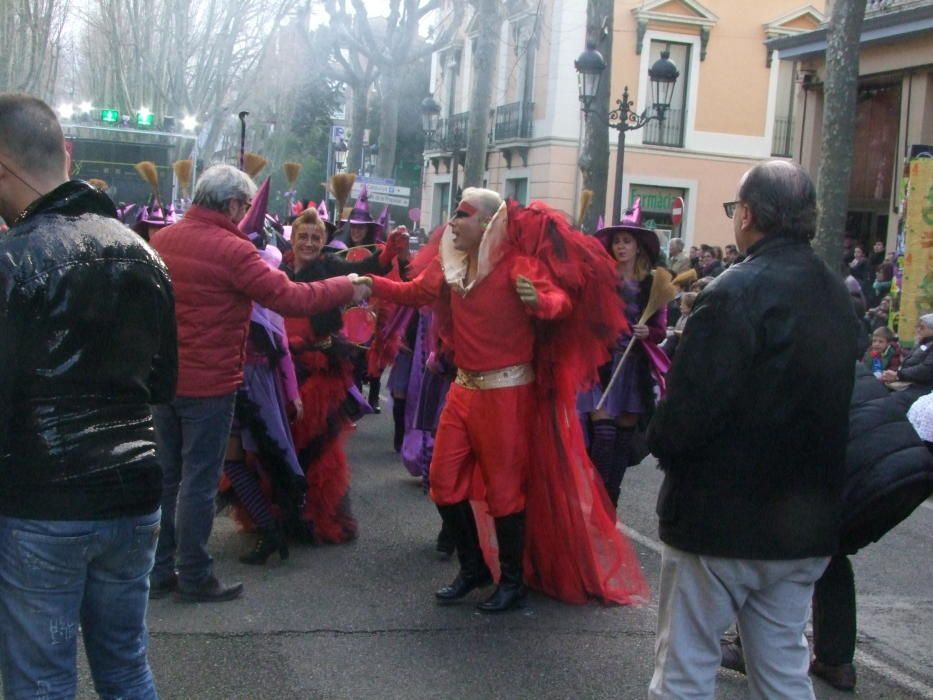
[0,94,176,699]
[647,160,859,699]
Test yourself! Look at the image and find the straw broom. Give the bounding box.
[134,161,162,208]
[330,172,356,228]
[243,152,267,179]
[172,160,193,199]
[671,268,697,288]
[283,161,301,190]
[595,267,678,411]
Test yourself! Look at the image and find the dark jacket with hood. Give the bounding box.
[647,236,860,559]
[0,180,177,519]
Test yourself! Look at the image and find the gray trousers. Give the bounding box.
[649,544,829,700]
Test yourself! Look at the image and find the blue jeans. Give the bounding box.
[0,512,160,700]
[152,394,236,588]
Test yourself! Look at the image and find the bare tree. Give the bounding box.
[462,0,500,188]
[0,0,68,99]
[323,0,463,176]
[813,0,868,267]
[579,0,612,232]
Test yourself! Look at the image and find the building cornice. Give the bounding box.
[766,3,933,59]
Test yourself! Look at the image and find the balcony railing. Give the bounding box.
[642,108,685,147]
[426,111,470,151]
[493,101,534,142]
[771,116,795,157]
[865,0,925,15]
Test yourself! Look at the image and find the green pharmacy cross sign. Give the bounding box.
[136,111,155,128]
[100,109,119,124]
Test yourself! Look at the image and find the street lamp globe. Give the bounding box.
[648,49,680,118]
[420,96,441,136]
[574,41,607,114]
[181,114,198,131]
[334,138,349,171]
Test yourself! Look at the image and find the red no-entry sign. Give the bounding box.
[671,196,684,225]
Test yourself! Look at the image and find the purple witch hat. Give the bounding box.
[342,185,376,226]
[594,198,660,266]
[317,198,337,237]
[374,205,390,243]
[238,177,270,245]
[136,200,176,228]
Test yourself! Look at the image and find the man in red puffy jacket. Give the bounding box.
[149,164,368,602]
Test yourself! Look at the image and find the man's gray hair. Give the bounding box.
[920,313,933,330]
[669,238,684,254]
[192,164,257,212]
[461,187,503,217]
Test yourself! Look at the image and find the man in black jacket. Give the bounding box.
[647,160,859,699]
[0,94,176,698]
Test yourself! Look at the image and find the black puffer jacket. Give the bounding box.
[896,340,933,387]
[841,366,933,553]
[0,181,177,519]
[648,236,860,559]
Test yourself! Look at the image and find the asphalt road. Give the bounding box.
[53,408,933,698]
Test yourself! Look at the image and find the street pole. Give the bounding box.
[612,130,626,225]
[448,149,459,217]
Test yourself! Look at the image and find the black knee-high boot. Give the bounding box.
[392,399,406,452]
[478,511,525,613]
[368,376,381,413]
[435,501,493,602]
[606,427,635,507]
[588,419,618,498]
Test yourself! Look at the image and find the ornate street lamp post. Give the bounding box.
[421,95,460,218]
[575,42,680,224]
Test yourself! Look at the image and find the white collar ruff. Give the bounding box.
[439,201,509,296]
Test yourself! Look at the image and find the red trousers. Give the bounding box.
[429,382,533,517]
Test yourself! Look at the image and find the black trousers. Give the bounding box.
[812,554,856,666]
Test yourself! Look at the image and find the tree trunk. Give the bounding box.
[813,0,867,269]
[348,81,369,174]
[463,0,500,188]
[580,0,612,232]
[376,71,400,178]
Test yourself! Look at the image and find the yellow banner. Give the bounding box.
[900,157,933,343]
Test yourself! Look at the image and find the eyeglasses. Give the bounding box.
[723,201,740,219]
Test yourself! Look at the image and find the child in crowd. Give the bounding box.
[662,292,697,359]
[864,326,901,378]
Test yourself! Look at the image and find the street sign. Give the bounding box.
[367,193,410,207]
[331,125,346,142]
[356,175,395,186]
[100,109,119,124]
[351,182,411,197]
[671,196,684,225]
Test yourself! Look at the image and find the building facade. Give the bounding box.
[420,0,827,250]
[769,0,933,251]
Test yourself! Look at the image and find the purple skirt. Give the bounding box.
[387,349,413,395]
[576,345,647,418]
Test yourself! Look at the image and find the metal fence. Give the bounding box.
[493,101,534,142]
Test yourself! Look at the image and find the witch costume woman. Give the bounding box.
[577,200,670,506]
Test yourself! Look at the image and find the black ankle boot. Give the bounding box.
[478,512,526,613]
[435,502,492,602]
[239,525,289,565]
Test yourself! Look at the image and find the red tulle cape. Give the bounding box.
[446,201,648,605]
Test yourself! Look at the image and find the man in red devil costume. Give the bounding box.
[354,187,648,612]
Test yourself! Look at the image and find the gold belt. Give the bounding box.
[455,363,534,391]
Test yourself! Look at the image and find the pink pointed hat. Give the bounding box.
[238,177,270,241]
[374,205,390,242]
[317,198,337,236]
[594,198,660,265]
[136,199,176,228]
